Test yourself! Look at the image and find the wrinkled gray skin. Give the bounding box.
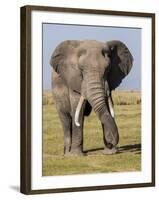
[50,40,133,156]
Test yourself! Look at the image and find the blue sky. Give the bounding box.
[42,23,141,90]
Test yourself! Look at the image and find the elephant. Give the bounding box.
[50,40,133,156]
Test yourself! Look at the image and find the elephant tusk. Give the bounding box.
[108,96,115,118]
[75,96,85,127]
[105,81,115,118]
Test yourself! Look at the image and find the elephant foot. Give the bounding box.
[65,149,84,156]
[102,146,117,155]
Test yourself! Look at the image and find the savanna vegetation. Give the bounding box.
[42,90,141,176]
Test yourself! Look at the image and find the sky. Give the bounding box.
[42,23,141,90]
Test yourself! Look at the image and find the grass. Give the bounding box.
[42,90,141,176]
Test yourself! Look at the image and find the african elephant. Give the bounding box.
[50,40,133,156]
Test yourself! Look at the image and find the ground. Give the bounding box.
[42,91,141,176]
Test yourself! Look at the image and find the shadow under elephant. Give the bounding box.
[84,143,141,155]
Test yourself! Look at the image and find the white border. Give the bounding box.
[31,10,152,190]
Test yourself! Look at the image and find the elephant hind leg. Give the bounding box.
[58,111,72,155]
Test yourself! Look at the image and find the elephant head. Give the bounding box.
[50,40,133,150]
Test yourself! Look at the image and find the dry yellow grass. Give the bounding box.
[42,90,141,176]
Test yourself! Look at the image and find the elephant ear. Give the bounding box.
[50,40,82,93]
[106,40,133,91]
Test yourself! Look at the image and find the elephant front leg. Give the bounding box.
[70,121,84,155]
[69,92,85,155]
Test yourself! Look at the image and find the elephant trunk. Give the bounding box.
[85,74,107,115]
[85,71,119,147]
[74,72,107,127]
